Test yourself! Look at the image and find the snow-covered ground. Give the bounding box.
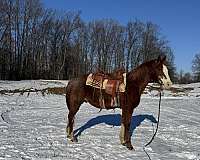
[0,80,200,160]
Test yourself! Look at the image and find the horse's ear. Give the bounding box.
[157,55,162,63]
[161,55,166,63]
[157,55,166,63]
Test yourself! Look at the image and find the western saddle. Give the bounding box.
[86,68,126,108]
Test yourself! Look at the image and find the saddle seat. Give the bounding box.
[86,69,126,94]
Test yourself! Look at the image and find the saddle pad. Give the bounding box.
[86,73,126,92]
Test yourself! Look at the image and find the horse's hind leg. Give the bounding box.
[66,79,85,142]
[66,94,82,141]
[66,105,80,142]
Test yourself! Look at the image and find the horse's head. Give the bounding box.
[150,55,173,89]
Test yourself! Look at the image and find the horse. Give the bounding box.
[65,55,172,150]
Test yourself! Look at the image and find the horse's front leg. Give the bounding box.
[120,108,134,150]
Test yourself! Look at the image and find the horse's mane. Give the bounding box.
[127,60,153,82]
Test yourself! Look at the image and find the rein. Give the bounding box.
[143,90,162,160]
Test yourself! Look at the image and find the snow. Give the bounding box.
[0,80,200,159]
[0,80,67,90]
[175,152,198,160]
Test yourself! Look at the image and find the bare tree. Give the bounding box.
[192,53,200,82]
[125,21,143,71]
[0,0,177,80]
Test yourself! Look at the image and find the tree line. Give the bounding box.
[0,0,177,81]
[192,53,200,82]
[175,53,200,84]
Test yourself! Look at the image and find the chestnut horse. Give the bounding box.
[66,55,172,150]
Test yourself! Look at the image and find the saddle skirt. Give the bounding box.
[86,73,126,93]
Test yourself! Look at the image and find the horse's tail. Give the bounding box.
[66,80,72,110]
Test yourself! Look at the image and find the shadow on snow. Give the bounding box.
[74,114,157,138]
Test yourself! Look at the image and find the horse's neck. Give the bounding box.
[127,65,150,95]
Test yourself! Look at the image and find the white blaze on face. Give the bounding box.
[160,64,172,89]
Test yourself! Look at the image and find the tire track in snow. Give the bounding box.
[1,108,16,125]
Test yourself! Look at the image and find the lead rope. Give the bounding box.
[143,90,162,160]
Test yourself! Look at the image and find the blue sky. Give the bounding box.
[43,0,200,72]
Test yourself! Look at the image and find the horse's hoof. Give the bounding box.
[127,146,134,150]
[67,136,78,142]
[126,144,135,151]
[121,142,135,150]
[71,137,78,142]
[122,142,126,146]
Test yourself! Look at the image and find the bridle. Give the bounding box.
[158,79,164,86]
[158,70,168,87]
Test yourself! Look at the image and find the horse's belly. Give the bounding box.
[84,96,121,109]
